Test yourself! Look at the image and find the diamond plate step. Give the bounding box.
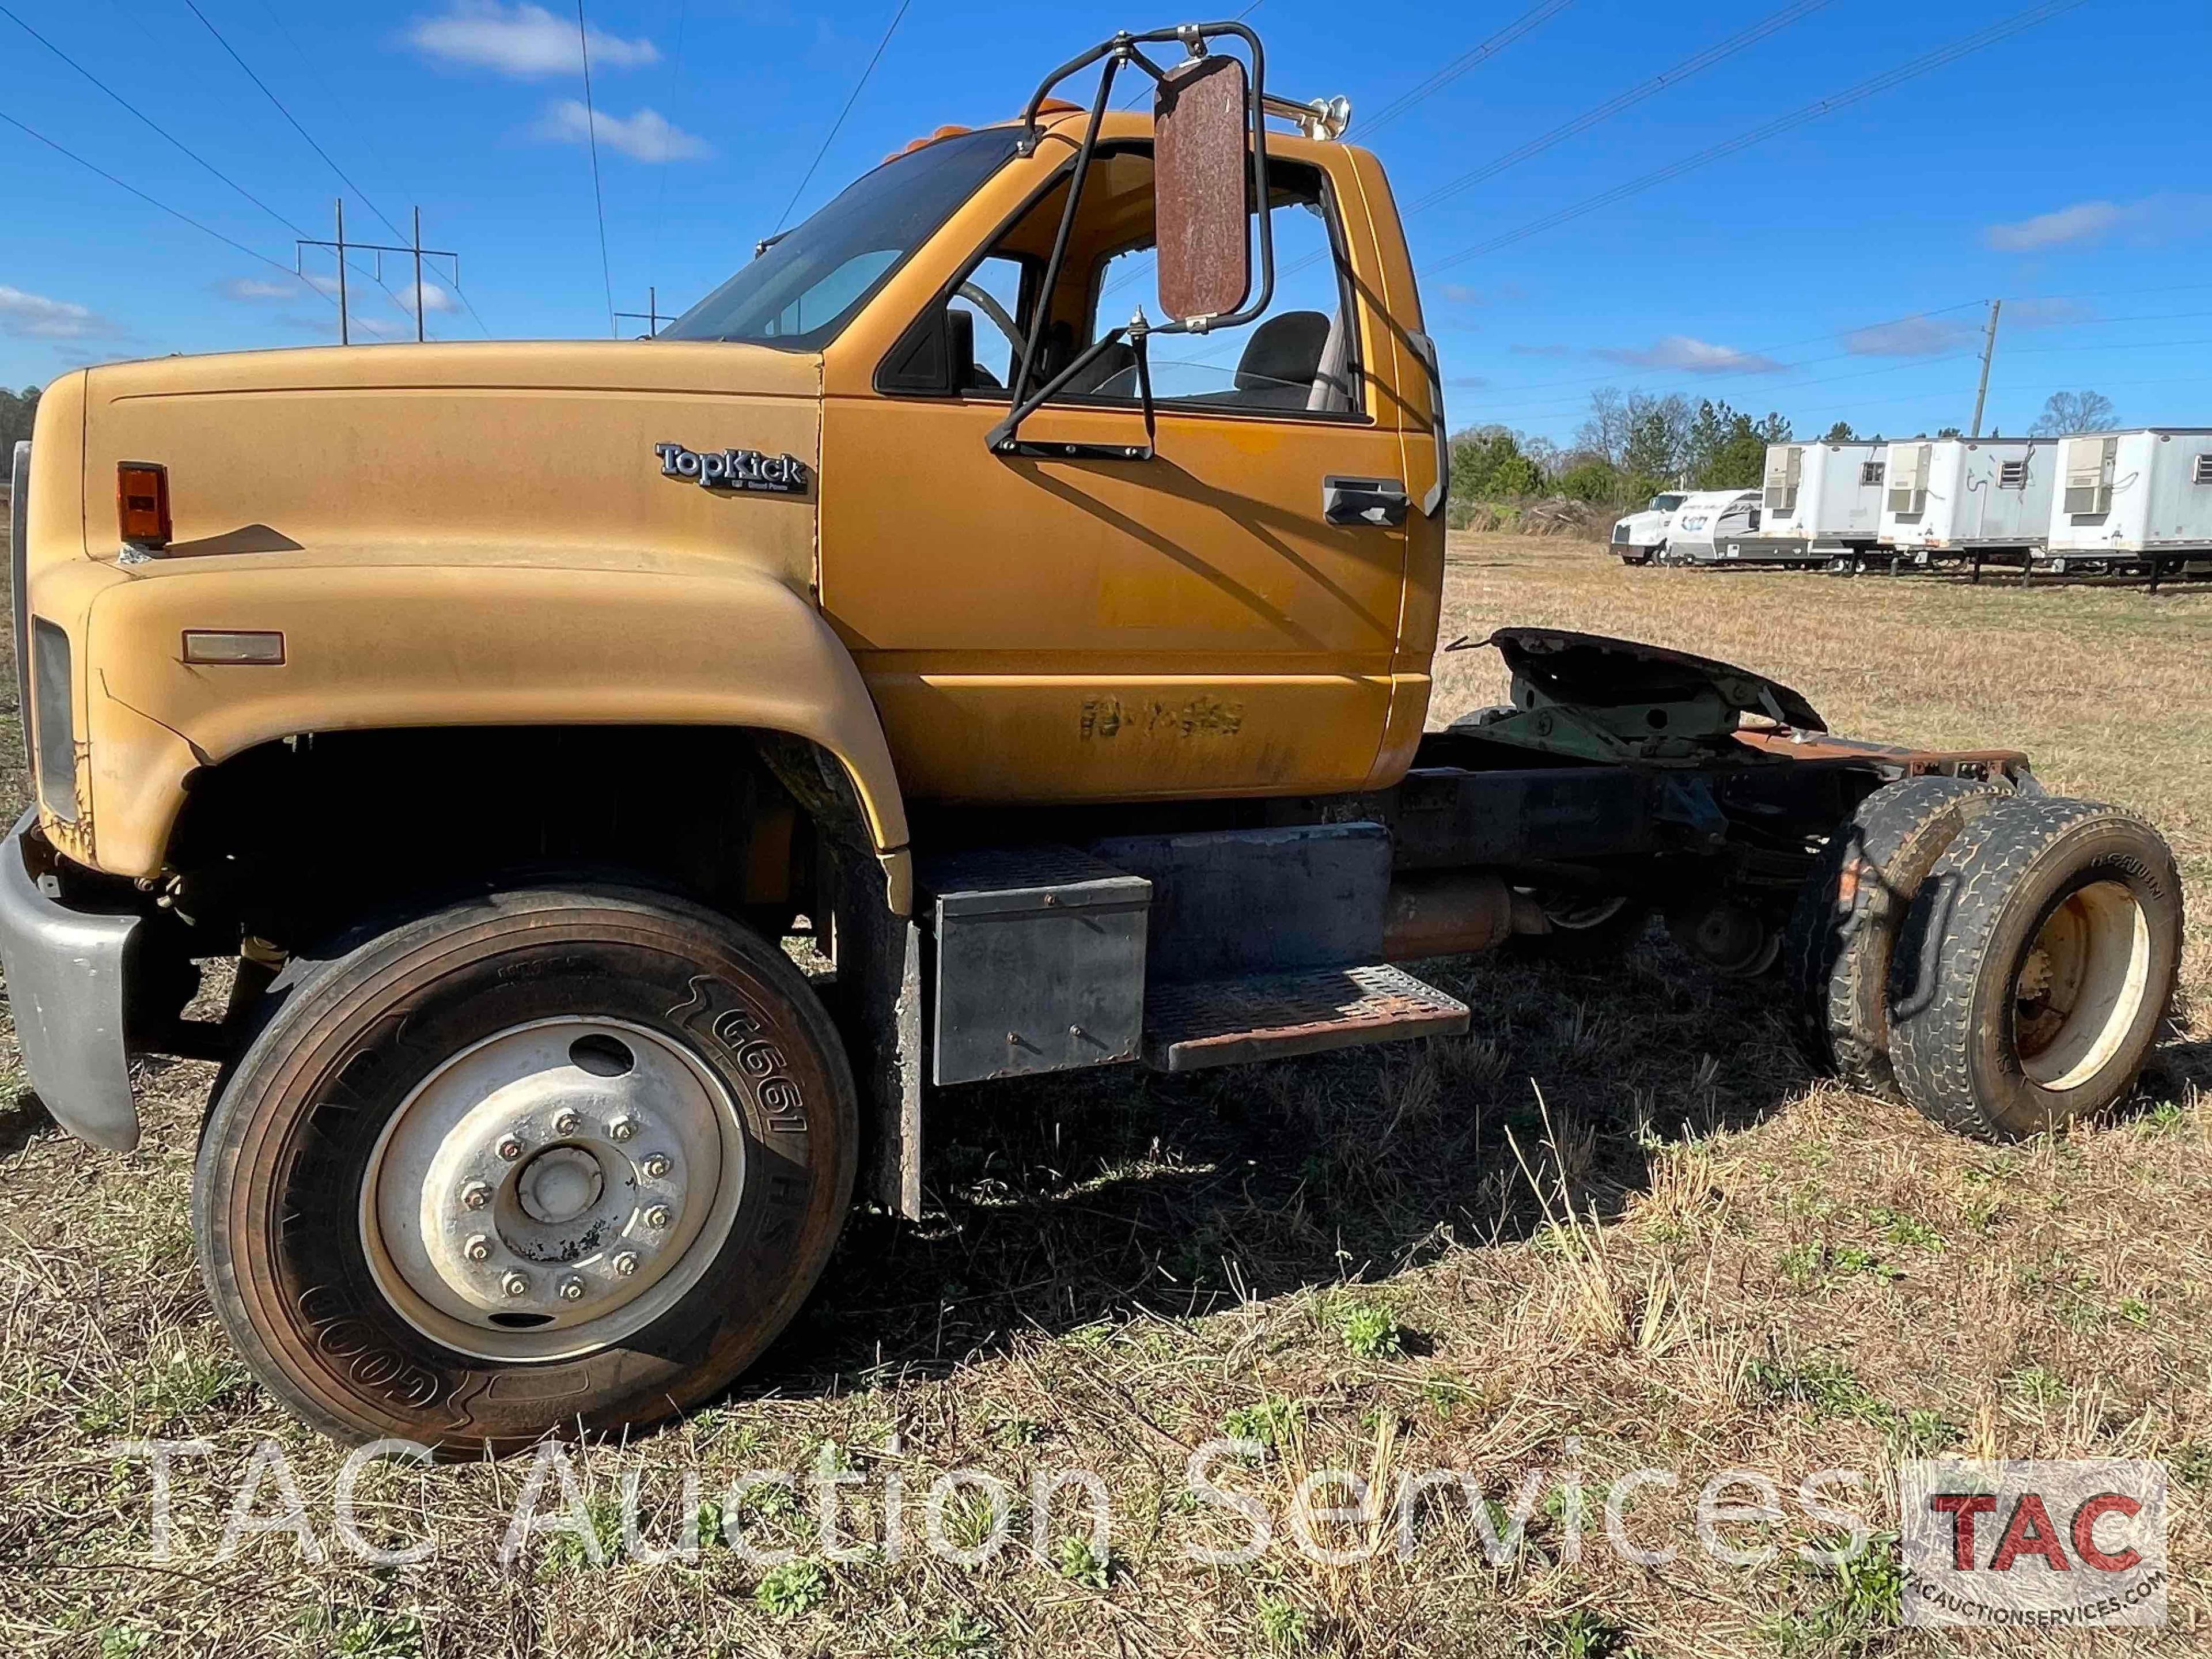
[1141,964,1469,1073]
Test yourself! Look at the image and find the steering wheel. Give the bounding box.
[956,282,1025,359]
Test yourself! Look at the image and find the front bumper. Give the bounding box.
[0,812,141,1150]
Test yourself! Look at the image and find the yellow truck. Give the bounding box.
[2,24,2183,1451]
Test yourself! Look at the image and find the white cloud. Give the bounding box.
[1842,314,1972,357]
[531,101,710,162]
[1592,335,1785,375]
[220,275,316,304]
[1984,200,2126,253]
[0,283,116,340]
[407,2,657,78]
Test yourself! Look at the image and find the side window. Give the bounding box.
[948,255,1028,391]
[1085,174,1359,414]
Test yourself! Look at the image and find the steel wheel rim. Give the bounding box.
[359,1016,747,1363]
[2012,879,2153,1093]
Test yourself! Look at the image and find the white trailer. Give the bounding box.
[2041,429,2212,582]
[1661,488,1763,565]
[1878,437,2056,563]
[1716,441,1887,565]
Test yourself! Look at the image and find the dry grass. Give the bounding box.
[1,533,2208,1657]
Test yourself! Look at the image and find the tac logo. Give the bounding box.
[653,442,810,495]
[1901,1459,2167,1628]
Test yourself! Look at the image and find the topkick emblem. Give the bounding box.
[654,442,810,495]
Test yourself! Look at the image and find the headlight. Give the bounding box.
[31,618,77,823]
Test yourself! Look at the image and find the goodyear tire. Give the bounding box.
[1786,776,2008,1099]
[1889,798,2183,1139]
[195,887,857,1452]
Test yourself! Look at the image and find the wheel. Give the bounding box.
[1889,798,2183,1139]
[195,885,858,1451]
[1513,891,1652,961]
[1786,776,2009,1099]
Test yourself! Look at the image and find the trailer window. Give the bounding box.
[1859,461,1884,486]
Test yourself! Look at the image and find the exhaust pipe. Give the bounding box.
[1381,870,1546,960]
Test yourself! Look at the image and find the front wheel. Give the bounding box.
[195,886,857,1452]
[1889,798,2183,1139]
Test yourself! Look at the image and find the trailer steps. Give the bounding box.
[1141,963,1469,1073]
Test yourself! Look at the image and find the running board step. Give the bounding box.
[1142,964,1469,1073]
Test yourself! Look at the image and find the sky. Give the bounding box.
[4,0,2210,446]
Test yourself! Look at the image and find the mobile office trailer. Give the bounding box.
[2041,429,2212,579]
[1878,437,2056,562]
[1717,441,1886,565]
[1661,489,1763,565]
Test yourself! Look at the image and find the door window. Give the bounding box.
[946,150,1362,416]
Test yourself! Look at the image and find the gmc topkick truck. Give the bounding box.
[2,25,2183,1452]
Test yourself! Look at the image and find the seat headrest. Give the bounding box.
[1234,310,1332,394]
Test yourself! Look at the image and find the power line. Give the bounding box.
[0,106,334,305]
[177,0,406,245]
[773,0,913,234]
[1404,0,1834,215]
[1362,0,1575,137]
[0,2,308,240]
[1418,0,2088,278]
[577,1,617,337]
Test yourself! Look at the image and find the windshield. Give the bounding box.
[663,127,1023,350]
[1651,494,1687,511]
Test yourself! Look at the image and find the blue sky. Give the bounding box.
[4,0,2209,444]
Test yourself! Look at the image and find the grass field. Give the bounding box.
[1,532,2207,1658]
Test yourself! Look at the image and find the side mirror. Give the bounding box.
[1153,54,1251,324]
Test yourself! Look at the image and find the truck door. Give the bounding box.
[817,142,1418,806]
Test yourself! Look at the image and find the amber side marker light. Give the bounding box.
[182,630,285,666]
[117,461,172,550]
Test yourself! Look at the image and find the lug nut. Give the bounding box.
[497,1135,525,1161]
[640,1154,670,1179]
[464,1233,493,1263]
[552,1109,581,1135]
[643,1204,671,1229]
[608,1116,639,1142]
[460,1180,493,1211]
[501,1270,531,1298]
[612,1251,640,1277]
[558,1275,587,1302]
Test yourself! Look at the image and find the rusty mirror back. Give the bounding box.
[1153,54,1251,324]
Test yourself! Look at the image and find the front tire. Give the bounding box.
[1889,798,2183,1139]
[195,886,857,1452]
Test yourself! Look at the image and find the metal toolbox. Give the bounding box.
[921,846,1150,1086]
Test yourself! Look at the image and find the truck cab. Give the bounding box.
[1,25,2179,1457]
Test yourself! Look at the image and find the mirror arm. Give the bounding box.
[987,326,1154,461]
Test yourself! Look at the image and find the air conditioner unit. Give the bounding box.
[1763,446,1802,513]
[2063,435,2116,516]
[1886,443,1930,515]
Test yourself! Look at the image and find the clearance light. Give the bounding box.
[117,461,172,550]
[182,630,285,666]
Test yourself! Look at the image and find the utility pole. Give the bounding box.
[615,287,671,336]
[1969,298,2003,438]
[297,200,462,346]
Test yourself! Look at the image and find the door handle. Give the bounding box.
[1323,476,1411,528]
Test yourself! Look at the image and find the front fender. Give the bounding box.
[81,559,914,907]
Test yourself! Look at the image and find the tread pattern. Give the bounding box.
[1785,776,2006,1099]
[1889,796,2182,1139]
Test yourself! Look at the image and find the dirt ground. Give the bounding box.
[1,532,2207,1658]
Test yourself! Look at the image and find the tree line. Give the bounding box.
[1452,386,2121,518]
[0,385,39,456]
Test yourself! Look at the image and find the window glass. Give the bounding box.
[665,127,1021,350]
[1089,186,1355,411]
[950,255,1027,391]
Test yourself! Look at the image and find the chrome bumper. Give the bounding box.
[0,811,141,1150]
